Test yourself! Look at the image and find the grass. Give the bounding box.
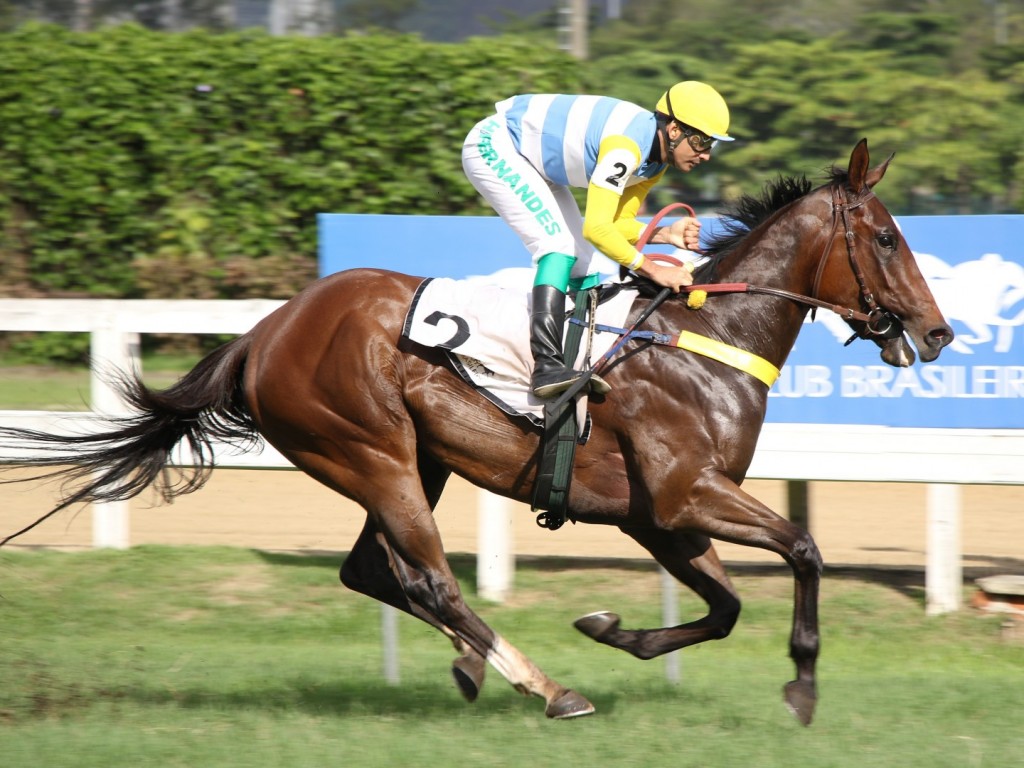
[1,546,1021,767]
[0,357,197,410]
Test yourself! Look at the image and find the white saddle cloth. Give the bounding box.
[402,268,636,426]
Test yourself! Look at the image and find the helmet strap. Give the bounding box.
[664,90,683,150]
[667,125,682,152]
[662,89,688,154]
[654,114,680,162]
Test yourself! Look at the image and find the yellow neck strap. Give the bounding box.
[673,331,780,388]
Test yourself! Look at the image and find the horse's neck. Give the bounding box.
[697,197,832,364]
[726,196,829,293]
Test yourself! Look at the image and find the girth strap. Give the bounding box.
[532,287,594,530]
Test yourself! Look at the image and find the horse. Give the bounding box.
[0,140,953,725]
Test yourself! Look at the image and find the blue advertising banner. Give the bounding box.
[318,213,1024,429]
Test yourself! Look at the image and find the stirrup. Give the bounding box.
[587,373,611,396]
[532,372,583,399]
[532,371,611,399]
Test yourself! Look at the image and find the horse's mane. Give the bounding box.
[701,176,812,259]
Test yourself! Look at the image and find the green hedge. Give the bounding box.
[0,24,582,298]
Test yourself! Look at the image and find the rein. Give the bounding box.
[680,281,874,324]
[549,204,689,409]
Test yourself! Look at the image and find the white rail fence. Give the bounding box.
[2,299,1023,615]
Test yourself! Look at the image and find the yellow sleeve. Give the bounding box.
[582,136,665,268]
[614,171,666,243]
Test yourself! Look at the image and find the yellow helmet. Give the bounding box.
[655,81,734,142]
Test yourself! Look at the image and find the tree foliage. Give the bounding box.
[338,0,421,32]
[0,23,581,298]
[579,6,1023,214]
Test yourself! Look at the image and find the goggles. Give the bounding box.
[682,127,717,153]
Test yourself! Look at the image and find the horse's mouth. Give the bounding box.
[879,323,955,367]
[880,335,915,367]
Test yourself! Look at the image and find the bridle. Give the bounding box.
[808,184,904,342]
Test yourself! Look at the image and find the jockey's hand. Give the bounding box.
[653,217,702,252]
[638,259,694,293]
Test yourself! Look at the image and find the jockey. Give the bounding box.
[462,81,734,398]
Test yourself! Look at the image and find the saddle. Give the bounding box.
[402,270,634,426]
[401,271,630,529]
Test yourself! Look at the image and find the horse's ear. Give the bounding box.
[848,139,893,192]
[848,138,870,192]
[865,152,895,190]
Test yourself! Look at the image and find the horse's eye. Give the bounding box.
[877,233,897,250]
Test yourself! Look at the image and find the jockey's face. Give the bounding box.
[666,121,713,172]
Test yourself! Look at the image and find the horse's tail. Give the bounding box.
[0,335,258,546]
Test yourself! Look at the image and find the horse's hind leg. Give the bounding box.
[341,518,488,700]
[254,323,590,717]
[339,454,488,701]
[370,494,593,717]
[575,529,741,660]
[316,453,592,718]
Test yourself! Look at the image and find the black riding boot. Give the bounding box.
[530,285,610,398]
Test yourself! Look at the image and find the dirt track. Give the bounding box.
[3,468,1022,573]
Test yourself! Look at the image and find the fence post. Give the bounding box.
[381,604,400,684]
[660,567,680,684]
[926,483,962,615]
[89,321,140,549]
[786,480,810,530]
[477,490,514,602]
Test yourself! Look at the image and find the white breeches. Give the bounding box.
[462,115,598,279]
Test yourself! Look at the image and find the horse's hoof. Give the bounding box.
[545,689,596,719]
[451,654,485,702]
[574,611,621,640]
[783,680,816,726]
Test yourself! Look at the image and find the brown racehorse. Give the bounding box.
[0,140,953,725]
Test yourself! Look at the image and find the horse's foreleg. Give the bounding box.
[780,532,821,726]
[574,529,741,660]
[672,474,822,726]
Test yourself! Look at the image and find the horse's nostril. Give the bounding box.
[929,326,954,348]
